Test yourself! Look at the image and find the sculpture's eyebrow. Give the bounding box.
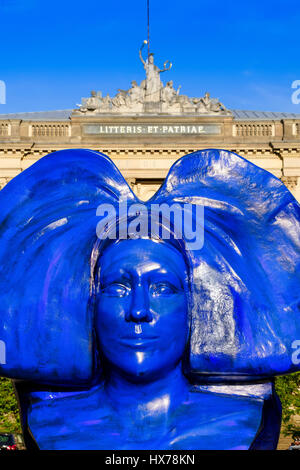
[99,267,131,284]
[100,266,184,289]
[148,270,185,289]
[132,267,185,289]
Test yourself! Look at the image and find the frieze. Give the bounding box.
[84,123,221,135]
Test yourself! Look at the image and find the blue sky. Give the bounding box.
[0,0,299,114]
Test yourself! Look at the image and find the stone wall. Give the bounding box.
[0,115,299,201]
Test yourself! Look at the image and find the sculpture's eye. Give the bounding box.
[149,282,178,297]
[101,283,130,297]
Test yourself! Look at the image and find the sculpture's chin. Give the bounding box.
[112,361,167,384]
[104,350,182,384]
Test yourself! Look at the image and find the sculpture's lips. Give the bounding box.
[119,336,159,348]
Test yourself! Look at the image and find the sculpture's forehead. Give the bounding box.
[99,239,187,277]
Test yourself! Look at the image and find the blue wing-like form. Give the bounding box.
[153,149,300,380]
[0,149,136,385]
[0,148,299,385]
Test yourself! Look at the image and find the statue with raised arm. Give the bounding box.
[139,41,172,102]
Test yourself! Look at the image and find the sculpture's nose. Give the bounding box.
[126,284,152,323]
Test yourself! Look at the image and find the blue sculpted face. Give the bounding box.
[95,239,189,382]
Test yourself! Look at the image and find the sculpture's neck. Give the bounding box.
[103,363,189,418]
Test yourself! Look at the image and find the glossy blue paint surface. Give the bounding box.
[0,148,298,449]
[95,239,189,382]
[26,384,264,450]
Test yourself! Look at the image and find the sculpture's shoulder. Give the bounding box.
[29,383,107,417]
[25,384,266,450]
[166,386,264,450]
[27,383,113,449]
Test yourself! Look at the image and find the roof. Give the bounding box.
[0,110,72,121]
[0,109,300,121]
[231,109,300,120]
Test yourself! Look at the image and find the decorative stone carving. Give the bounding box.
[78,90,102,113]
[193,92,230,114]
[127,80,144,106]
[73,44,232,116]
[161,80,178,104]
[281,176,298,190]
[111,81,144,113]
[0,177,10,190]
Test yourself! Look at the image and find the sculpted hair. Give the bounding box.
[0,148,298,386]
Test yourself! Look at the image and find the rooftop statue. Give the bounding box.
[139,41,172,102]
[0,148,299,450]
[194,91,230,114]
[77,90,102,113]
[111,80,144,112]
[74,43,232,115]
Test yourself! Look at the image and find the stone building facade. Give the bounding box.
[0,51,300,201]
[0,108,299,201]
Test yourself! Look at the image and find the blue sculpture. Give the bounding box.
[0,148,299,450]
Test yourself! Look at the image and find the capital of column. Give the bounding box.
[281,176,298,190]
